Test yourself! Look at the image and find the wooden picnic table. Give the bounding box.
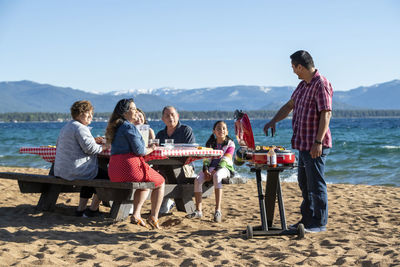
[19,145,225,216]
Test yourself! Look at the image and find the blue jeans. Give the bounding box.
[297,147,330,228]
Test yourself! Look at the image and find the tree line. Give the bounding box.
[1,110,400,122]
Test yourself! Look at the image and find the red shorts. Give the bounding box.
[108,153,164,187]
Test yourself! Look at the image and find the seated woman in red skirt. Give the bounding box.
[105,98,165,229]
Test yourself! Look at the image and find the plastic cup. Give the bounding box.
[164,139,174,149]
[149,139,160,146]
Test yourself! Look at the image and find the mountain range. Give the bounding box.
[1,79,399,113]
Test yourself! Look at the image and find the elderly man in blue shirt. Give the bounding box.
[156,106,196,214]
[156,106,195,144]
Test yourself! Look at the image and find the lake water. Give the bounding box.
[1,118,399,187]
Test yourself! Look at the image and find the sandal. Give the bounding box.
[130,216,148,228]
[147,216,162,230]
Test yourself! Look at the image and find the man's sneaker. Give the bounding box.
[83,208,100,218]
[159,198,175,214]
[214,210,222,223]
[129,204,134,215]
[304,226,327,233]
[186,210,203,219]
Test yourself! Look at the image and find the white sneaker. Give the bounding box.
[186,210,203,219]
[214,210,222,223]
[159,198,175,214]
[128,204,134,215]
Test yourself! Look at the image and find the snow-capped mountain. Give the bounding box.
[1,79,399,113]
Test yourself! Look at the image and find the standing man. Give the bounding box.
[156,106,196,214]
[263,50,333,233]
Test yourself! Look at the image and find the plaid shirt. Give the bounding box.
[291,70,333,151]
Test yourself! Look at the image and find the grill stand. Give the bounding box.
[245,165,305,239]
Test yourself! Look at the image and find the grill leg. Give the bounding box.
[276,177,287,230]
[265,170,279,227]
[255,169,268,231]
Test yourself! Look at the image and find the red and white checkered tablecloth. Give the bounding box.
[19,146,223,164]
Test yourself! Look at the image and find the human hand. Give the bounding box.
[149,143,156,149]
[211,169,216,177]
[94,136,105,144]
[204,170,212,182]
[102,143,111,150]
[310,143,322,159]
[148,143,157,152]
[263,121,276,137]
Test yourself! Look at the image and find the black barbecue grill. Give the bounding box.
[234,110,305,239]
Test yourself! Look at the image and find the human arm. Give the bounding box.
[124,124,147,155]
[214,140,235,171]
[310,110,332,158]
[94,136,104,144]
[263,99,294,136]
[183,126,196,144]
[310,78,333,158]
[149,128,155,140]
[75,124,103,155]
[144,144,157,155]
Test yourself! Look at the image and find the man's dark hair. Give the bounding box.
[162,106,178,116]
[290,50,314,70]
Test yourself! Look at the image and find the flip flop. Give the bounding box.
[131,216,148,228]
[147,216,162,230]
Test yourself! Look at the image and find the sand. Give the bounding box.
[0,166,399,266]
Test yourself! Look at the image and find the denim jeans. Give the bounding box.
[297,147,330,228]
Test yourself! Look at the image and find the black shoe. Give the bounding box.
[75,209,85,217]
[83,208,100,218]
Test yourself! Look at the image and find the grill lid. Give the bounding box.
[234,110,255,149]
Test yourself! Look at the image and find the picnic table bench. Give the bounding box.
[0,171,154,221]
[0,171,246,221]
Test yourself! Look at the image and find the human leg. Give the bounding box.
[77,198,89,215]
[194,172,206,211]
[77,186,95,215]
[85,168,110,215]
[212,168,229,222]
[186,172,205,219]
[299,148,330,228]
[79,187,100,217]
[147,182,165,229]
[297,152,311,226]
[89,194,101,211]
[212,168,229,212]
[132,189,150,219]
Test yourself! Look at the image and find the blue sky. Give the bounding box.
[0,0,399,93]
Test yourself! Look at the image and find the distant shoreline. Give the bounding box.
[1,110,400,122]
[2,116,400,123]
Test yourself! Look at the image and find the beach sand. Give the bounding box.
[0,166,399,266]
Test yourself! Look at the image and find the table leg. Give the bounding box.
[155,164,196,214]
[109,201,131,221]
[36,184,62,211]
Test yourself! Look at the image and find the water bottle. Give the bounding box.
[267,146,277,168]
